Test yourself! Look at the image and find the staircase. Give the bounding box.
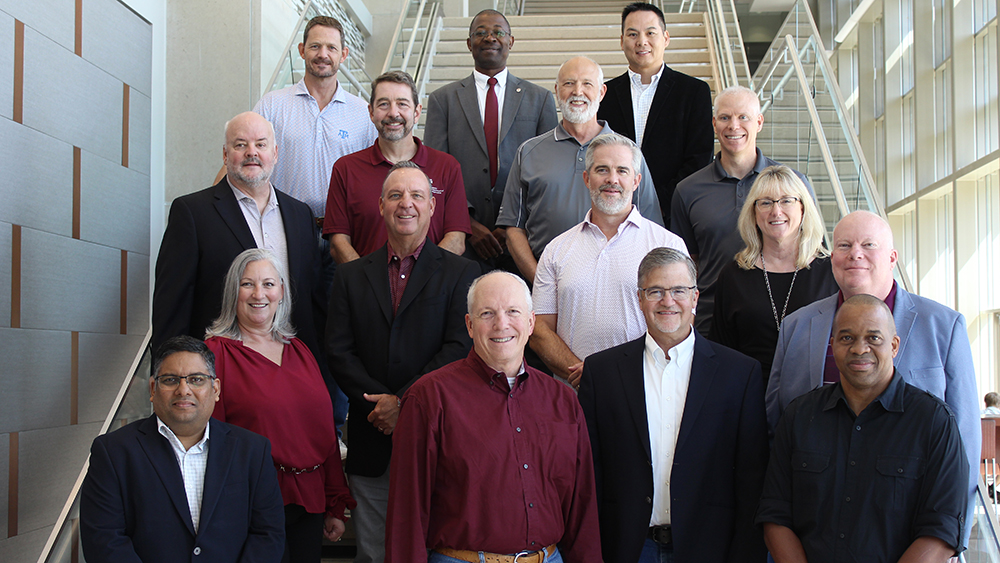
[416,11,720,126]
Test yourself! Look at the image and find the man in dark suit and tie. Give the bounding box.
[423,9,558,268]
[152,111,327,381]
[81,336,285,563]
[597,2,714,225]
[579,247,768,563]
[326,161,480,563]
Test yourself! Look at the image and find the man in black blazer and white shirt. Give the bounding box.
[152,111,327,374]
[597,2,714,225]
[579,247,768,563]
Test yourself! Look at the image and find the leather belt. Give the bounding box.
[648,525,672,544]
[276,463,321,474]
[434,544,556,563]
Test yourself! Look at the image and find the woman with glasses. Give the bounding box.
[205,248,353,563]
[709,165,837,380]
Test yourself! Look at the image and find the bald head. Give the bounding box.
[831,294,900,408]
[831,211,898,299]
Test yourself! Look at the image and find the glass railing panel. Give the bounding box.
[37,339,152,563]
[968,478,1000,562]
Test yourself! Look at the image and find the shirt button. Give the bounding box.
[855,425,861,431]
[516,427,521,432]
[523,464,528,469]
[531,541,536,545]
[193,547,202,555]
[850,460,856,466]
[510,393,514,398]
[845,497,851,502]
[646,497,652,504]
[529,503,534,507]
[897,468,904,473]
[401,274,406,279]
[839,534,845,539]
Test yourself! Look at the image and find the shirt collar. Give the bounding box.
[710,148,767,181]
[836,280,898,312]
[466,347,527,387]
[627,64,664,87]
[387,238,427,264]
[156,415,211,452]
[229,181,279,212]
[553,120,613,143]
[824,368,906,413]
[474,68,508,89]
[293,78,346,104]
[582,205,642,232]
[369,137,429,167]
[644,325,696,365]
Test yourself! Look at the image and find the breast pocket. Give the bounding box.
[876,455,925,511]
[791,451,831,505]
[904,367,946,398]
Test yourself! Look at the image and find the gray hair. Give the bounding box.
[371,70,419,107]
[585,133,642,175]
[205,248,295,343]
[638,247,697,287]
[557,56,604,86]
[713,85,760,116]
[382,160,430,197]
[467,271,533,314]
[152,335,216,379]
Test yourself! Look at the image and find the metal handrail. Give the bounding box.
[674,0,752,89]
[400,0,429,72]
[381,0,442,90]
[36,330,153,563]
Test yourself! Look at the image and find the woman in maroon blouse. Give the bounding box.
[205,248,354,563]
[710,165,838,379]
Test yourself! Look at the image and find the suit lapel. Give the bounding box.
[275,189,303,279]
[136,416,196,535]
[809,298,836,389]
[613,77,636,139]
[675,334,717,454]
[212,180,257,250]
[395,241,441,317]
[499,74,524,144]
[198,419,233,535]
[619,338,652,462]
[892,289,917,360]
[642,66,674,144]
[363,247,393,323]
[457,76,489,156]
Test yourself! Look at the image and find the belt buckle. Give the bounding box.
[513,550,538,562]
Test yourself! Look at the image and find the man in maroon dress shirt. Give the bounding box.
[385,271,602,563]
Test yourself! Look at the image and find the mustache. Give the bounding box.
[381,117,406,126]
[564,95,591,107]
[241,156,262,166]
[599,183,623,194]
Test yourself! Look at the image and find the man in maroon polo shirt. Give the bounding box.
[323,71,471,263]
[385,271,602,563]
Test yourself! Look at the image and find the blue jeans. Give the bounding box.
[637,538,674,563]
[428,546,563,563]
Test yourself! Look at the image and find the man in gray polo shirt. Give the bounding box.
[670,85,813,336]
[497,56,663,283]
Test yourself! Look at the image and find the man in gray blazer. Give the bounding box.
[423,9,558,268]
[767,210,979,543]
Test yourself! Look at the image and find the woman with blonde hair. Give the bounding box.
[710,165,837,379]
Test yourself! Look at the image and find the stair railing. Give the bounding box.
[495,0,526,16]
[381,0,443,92]
[670,0,752,89]
[751,0,912,291]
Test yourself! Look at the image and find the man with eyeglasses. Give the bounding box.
[81,335,285,563]
[579,247,768,563]
[423,9,558,271]
[670,85,815,336]
[529,133,687,388]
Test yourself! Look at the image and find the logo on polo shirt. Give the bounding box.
[429,178,444,196]
[339,130,349,139]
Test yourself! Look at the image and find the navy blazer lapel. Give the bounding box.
[643,65,675,142]
[612,77,636,139]
[499,74,524,144]
[197,419,233,534]
[457,76,490,156]
[136,416,196,535]
[363,247,393,323]
[395,240,441,317]
[212,180,257,250]
[674,333,718,454]
[619,338,652,462]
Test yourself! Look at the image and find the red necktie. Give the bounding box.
[485,77,499,187]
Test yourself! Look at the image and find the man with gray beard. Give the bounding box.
[530,133,687,387]
[497,57,664,284]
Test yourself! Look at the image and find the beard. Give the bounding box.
[559,95,599,124]
[306,57,336,78]
[229,157,272,188]
[590,183,632,215]
[378,117,412,142]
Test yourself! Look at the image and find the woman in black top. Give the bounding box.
[710,165,838,380]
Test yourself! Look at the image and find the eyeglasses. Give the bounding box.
[154,374,216,389]
[639,286,697,301]
[754,196,800,211]
[470,29,509,39]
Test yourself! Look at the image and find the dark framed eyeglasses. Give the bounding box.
[154,374,216,389]
[754,196,800,211]
[470,29,509,39]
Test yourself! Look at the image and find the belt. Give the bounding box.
[434,544,556,563]
[276,463,321,474]
[314,216,324,229]
[648,525,672,544]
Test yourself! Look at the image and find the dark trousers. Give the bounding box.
[282,503,324,563]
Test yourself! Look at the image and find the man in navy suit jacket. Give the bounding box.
[579,247,768,563]
[81,336,285,563]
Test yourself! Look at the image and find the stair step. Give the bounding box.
[429,50,710,67]
[440,13,708,27]
[426,64,714,82]
[437,23,706,41]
